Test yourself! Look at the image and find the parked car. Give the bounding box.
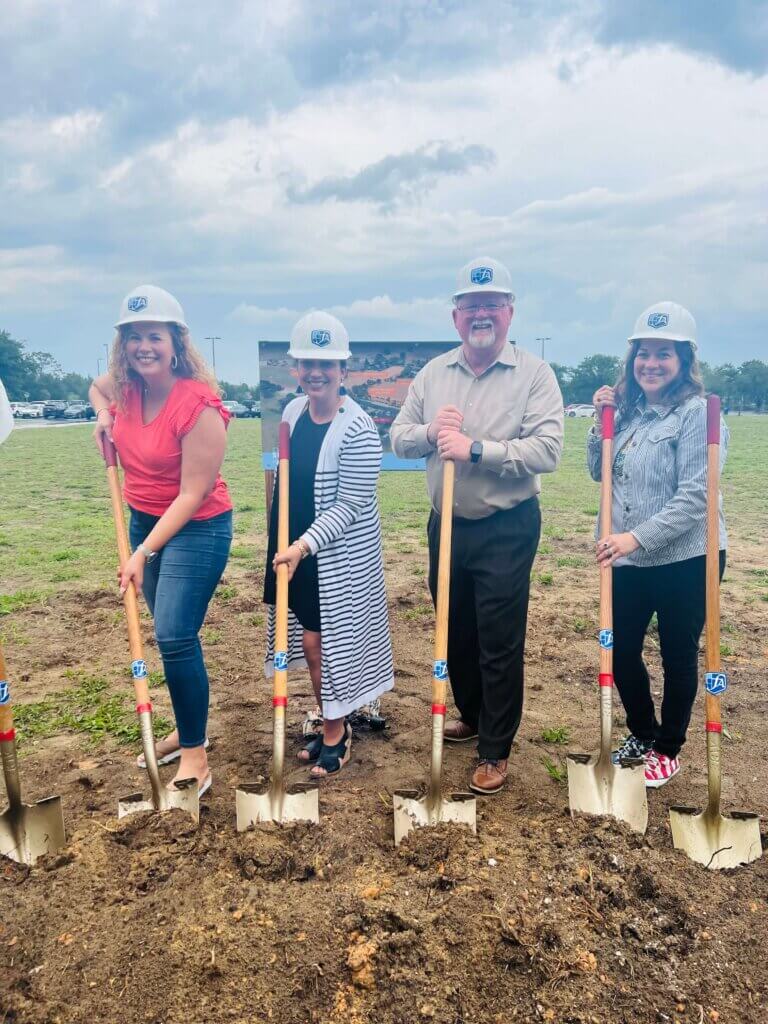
[43,401,68,418]
[566,404,596,418]
[222,400,249,418]
[11,402,43,418]
[62,402,95,420]
[242,399,261,418]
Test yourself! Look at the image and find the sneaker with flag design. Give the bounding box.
[644,750,680,788]
[611,734,653,766]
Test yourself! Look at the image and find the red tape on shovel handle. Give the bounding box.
[101,435,118,468]
[707,394,720,444]
[278,421,290,460]
[601,405,615,440]
[599,673,613,687]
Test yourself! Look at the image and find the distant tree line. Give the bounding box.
[2,328,768,412]
[551,354,768,411]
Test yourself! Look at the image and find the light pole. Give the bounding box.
[535,336,551,361]
[103,343,110,372]
[97,357,102,376]
[205,336,221,378]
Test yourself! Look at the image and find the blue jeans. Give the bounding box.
[129,508,233,748]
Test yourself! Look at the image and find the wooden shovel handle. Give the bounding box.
[99,439,150,708]
[704,395,722,731]
[273,422,290,704]
[0,641,15,740]
[432,461,454,707]
[598,407,614,677]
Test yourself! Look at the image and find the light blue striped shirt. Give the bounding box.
[587,395,728,567]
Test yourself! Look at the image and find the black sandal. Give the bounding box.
[309,723,352,778]
[297,734,324,763]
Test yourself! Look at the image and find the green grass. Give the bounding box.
[540,755,567,784]
[13,670,172,748]
[541,726,570,745]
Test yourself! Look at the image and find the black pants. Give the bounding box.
[428,498,541,760]
[612,552,726,759]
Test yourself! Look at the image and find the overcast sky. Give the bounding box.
[2,0,767,382]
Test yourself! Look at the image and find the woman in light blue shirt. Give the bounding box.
[587,302,727,789]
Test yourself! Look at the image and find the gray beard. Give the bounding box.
[467,325,497,349]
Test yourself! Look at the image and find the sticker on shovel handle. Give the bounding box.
[131,659,148,679]
[433,660,448,680]
[705,671,727,695]
[0,680,9,705]
[274,651,288,671]
[598,629,613,650]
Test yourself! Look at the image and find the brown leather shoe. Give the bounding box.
[469,759,508,795]
[444,719,479,743]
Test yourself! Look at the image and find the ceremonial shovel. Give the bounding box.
[236,422,319,828]
[0,641,66,864]
[567,405,648,834]
[100,438,199,821]
[393,461,476,845]
[669,396,762,869]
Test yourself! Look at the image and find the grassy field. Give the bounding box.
[2,415,766,601]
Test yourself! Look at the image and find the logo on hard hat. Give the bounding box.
[647,312,669,330]
[311,330,331,348]
[127,296,148,313]
[470,267,493,285]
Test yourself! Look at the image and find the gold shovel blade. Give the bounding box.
[117,776,200,822]
[392,788,477,846]
[669,805,762,870]
[235,782,319,830]
[567,753,648,834]
[0,796,66,865]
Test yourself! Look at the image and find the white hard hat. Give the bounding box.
[288,311,351,360]
[453,256,515,302]
[628,301,697,348]
[115,285,188,330]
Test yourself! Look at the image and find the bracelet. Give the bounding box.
[293,538,311,559]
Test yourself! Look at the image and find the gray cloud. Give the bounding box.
[287,142,495,208]
[592,0,768,74]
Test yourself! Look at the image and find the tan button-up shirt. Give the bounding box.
[390,342,564,519]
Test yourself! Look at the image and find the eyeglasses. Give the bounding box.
[455,301,510,313]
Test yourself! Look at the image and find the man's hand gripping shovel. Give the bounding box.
[236,422,319,828]
[99,438,199,821]
[393,461,476,845]
[566,406,648,834]
[669,396,762,869]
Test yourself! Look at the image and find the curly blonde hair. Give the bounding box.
[110,323,220,408]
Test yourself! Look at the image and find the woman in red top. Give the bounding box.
[89,285,233,796]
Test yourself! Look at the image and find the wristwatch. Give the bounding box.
[470,441,483,464]
[137,542,158,563]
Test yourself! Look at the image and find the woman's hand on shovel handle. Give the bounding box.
[119,549,146,595]
[92,410,114,450]
[592,386,616,415]
[273,544,303,582]
[597,532,640,567]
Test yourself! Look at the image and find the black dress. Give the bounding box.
[263,408,331,632]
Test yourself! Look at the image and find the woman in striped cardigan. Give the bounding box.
[264,312,393,777]
[587,302,728,789]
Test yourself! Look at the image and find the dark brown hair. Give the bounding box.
[614,339,704,420]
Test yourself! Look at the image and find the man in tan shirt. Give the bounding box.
[390,256,563,794]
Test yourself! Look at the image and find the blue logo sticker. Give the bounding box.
[131,659,148,679]
[599,629,614,650]
[433,659,448,680]
[0,680,9,705]
[127,296,148,313]
[274,651,288,670]
[310,330,331,348]
[705,671,727,695]
[647,312,669,330]
[470,266,493,285]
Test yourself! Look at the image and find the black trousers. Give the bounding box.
[428,498,541,760]
[612,552,726,759]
